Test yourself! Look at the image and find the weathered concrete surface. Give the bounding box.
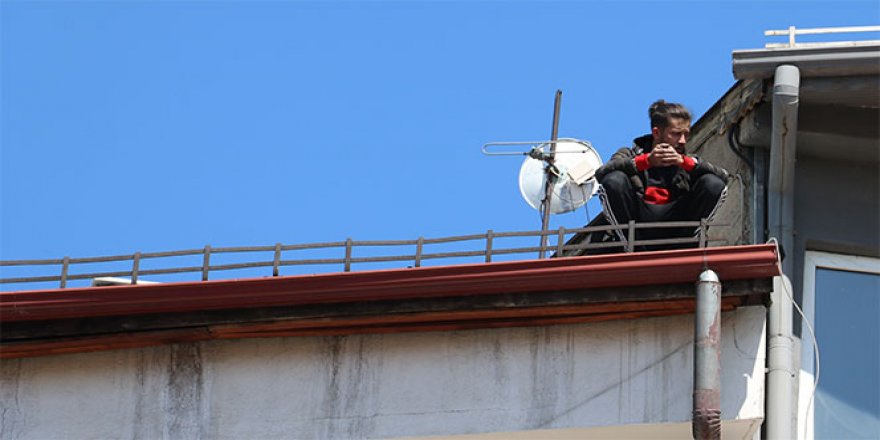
[0,306,765,439]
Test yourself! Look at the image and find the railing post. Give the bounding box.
[415,237,424,268]
[202,245,211,281]
[344,238,352,272]
[131,252,141,285]
[60,256,70,288]
[485,230,493,263]
[699,219,708,248]
[273,243,282,277]
[626,221,636,253]
[557,226,566,257]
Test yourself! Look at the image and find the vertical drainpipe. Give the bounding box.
[766,64,800,440]
[694,269,722,440]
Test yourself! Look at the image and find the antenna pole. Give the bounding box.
[539,89,562,259]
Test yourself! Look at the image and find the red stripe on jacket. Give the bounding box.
[634,154,697,205]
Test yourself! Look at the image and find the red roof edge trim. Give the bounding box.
[0,244,780,323]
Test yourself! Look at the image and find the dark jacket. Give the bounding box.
[594,134,730,203]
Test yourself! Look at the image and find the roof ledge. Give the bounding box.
[1,245,780,358]
[732,44,880,79]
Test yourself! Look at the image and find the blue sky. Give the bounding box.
[2,1,878,286]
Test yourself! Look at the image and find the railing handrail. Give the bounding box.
[764,25,880,49]
[0,221,728,290]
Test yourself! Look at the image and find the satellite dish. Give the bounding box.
[518,138,602,214]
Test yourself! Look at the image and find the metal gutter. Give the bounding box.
[732,44,880,79]
[766,65,800,440]
[1,245,780,323]
[767,65,800,277]
[694,269,722,440]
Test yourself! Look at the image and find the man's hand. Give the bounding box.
[647,143,684,167]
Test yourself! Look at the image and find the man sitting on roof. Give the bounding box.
[594,99,729,246]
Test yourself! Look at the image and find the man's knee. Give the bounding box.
[695,174,726,199]
[599,170,632,194]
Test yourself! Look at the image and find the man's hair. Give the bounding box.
[649,99,691,129]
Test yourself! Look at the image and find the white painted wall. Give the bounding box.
[0,306,766,439]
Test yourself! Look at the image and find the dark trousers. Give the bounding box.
[598,170,726,242]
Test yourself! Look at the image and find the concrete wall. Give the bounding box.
[1,307,766,440]
[690,127,756,247]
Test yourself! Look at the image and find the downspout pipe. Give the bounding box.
[766,64,800,440]
[693,269,722,440]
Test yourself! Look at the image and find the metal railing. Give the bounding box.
[765,25,880,49]
[0,221,727,291]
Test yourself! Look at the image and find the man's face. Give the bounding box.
[652,117,691,152]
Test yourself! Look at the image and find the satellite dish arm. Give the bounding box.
[482,140,592,157]
[482,142,542,156]
[543,161,562,178]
